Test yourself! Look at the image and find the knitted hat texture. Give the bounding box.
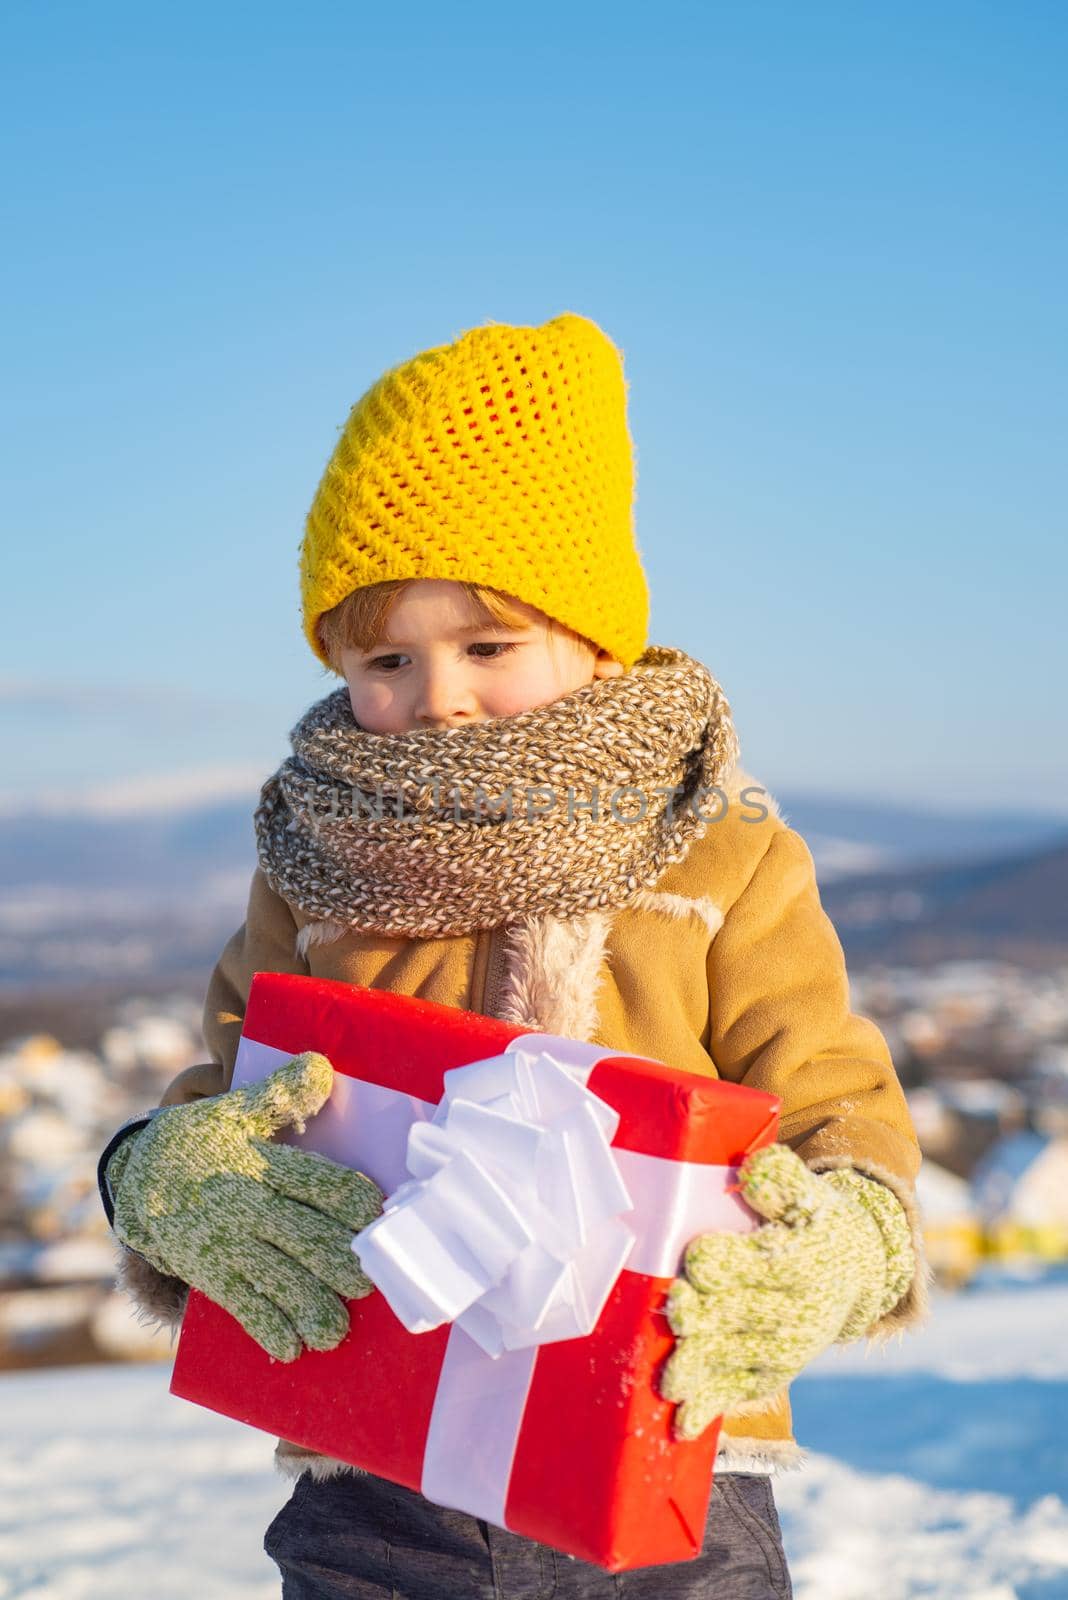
[300,312,650,668]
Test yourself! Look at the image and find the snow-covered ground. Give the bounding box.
[2,1269,1067,1600]
[776,1269,1068,1598]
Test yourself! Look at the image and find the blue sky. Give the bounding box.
[3,1,1066,813]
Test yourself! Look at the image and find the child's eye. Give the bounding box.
[469,642,519,660]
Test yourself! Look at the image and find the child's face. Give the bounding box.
[339,579,624,733]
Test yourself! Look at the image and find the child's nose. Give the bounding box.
[414,669,479,728]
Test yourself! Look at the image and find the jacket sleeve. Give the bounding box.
[706,822,931,1337]
[157,867,309,1107]
[104,868,309,1333]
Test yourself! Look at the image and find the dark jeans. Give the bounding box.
[264,1469,793,1599]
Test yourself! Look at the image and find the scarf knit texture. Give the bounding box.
[254,645,740,939]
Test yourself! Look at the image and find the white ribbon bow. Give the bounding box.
[352,1039,637,1357]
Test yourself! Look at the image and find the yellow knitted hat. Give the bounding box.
[300,312,650,669]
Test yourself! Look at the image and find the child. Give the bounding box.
[99,313,929,1599]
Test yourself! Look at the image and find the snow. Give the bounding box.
[1,1271,1066,1599]
[0,1362,284,1599]
[775,1270,1068,1597]
[776,1463,1067,1600]
[798,1271,1068,1382]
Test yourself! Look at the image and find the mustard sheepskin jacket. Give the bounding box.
[116,769,929,1480]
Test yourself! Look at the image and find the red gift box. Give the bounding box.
[170,972,779,1572]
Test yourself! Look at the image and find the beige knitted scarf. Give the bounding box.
[254,645,739,939]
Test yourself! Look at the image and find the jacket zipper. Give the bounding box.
[478,924,508,1019]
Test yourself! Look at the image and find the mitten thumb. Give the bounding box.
[737,1142,830,1227]
[233,1051,336,1140]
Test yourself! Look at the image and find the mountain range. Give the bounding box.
[1,791,1065,1002]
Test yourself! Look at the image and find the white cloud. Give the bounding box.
[0,765,265,819]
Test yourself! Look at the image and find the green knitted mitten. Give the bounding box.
[106,1052,384,1362]
[659,1142,915,1440]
